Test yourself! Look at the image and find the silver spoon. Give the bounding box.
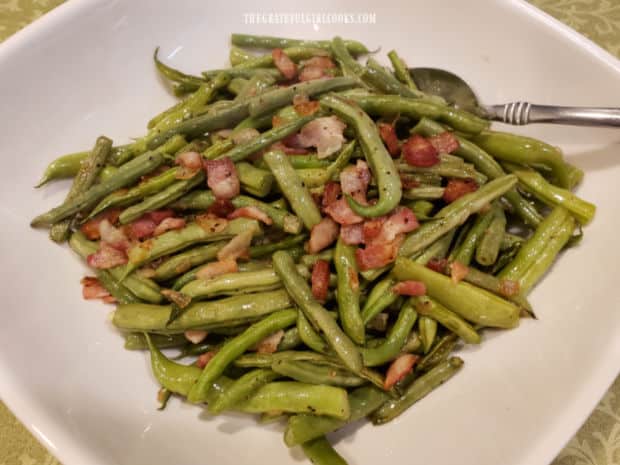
[409,67,620,127]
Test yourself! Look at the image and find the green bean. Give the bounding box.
[402,186,445,200]
[295,140,356,188]
[69,232,163,303]
[473,130,570,188]
[234,195,303,233]
[301,437,347,465]
[236,162,275,197]
[412,118,542,226]
[519,215,575,294]
[229,46,253,66]
[451,210,494,266]
[50,136,113,242]
[393,258,520,328]
[501,233,524,251]
[387,50,418,91]
[112,290,294,333]
[371,357,464,424]
[298,312,330,354]
[264,151,322,229]
[334,238,365,345]
[187,309,297,402]
[413,296,480,344]
[180,268,283,300]
[286,155,332,169]
[35,150,89,187]
[499,207,570,281]
[234,73,277,102]
[476,204,506,266]
[273,251,363,373]
[231,34,370,56]
[300,250,334,267]
[249,77,358,117]
[119,171,205,224]
[153,47,205,91]
[124,332,187,350]
[250,234,306,258]
[417,333,458,372]
[171,259,270,291]
[361,302,418,366]
[365,57,436,102]
[236,47,330,69]
[398,161,487,185]
[278,327,302,351]
[236,382,350,419]
[412,230,456,266]
[418,316,437,353]
[227,77,249,95]
[97,165,118,183]
[272,360,366,387]
[321,94,401,217]
[153,242,227,281]
[124,218,261,275]
[202,139,234,160]
[285,385,388,447]
[505,165,595,224]
[93,268,140,304]
[361,278,398,324]
[210,368,280,413]
[399,175,518,259]
[31,151,166,227]
[567,162,584,189]
[202,67,282,81]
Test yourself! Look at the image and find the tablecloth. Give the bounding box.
[0,1,618,464]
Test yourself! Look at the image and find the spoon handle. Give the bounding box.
[486,102,620,127]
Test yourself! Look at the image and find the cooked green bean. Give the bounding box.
[413,296,480,344]
[231,33,369,56]
[153,242,227,281]
[298,311,330,354]
[209,368,280,413]
[124,332,187,350]
[235,47,330,70]
[387,50,418,91]
[301,437,347,465]
[476,204,506,266]
[295,140,356,188]
[36,150,90,187]
[180,268,283,300]
[236,162,275,197]
[334,238,365,345]
[153,47,205,92]
[93,268,139,304]
[418,316,437,353]
[227,77,248,95]
[278,327,303,351]
[451,210,494,266]
[361,278,399,324]
[402,186,445,200]
[417,333,459,372]
[272,360,366,387]
[250,234,307,258]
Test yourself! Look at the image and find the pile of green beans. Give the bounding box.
[30,33,595,465]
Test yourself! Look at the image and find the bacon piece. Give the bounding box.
[324,199,364,225]
[378,122,401,157]
[373,207,419,244]
[195,213,228,234]
[207,199,235,217]
[80,208,122,240]
[272,48,297,80]
[402,134,440,167]
[175,151,203,179]
[321,182,342,210]
[340,160,371,203]
[196,259,238,281]
[228,206,273,225]
[255,330,285,354]
[499,279,520,297]
[231,128,260,145]
[154,217,186,236]
[302,56,336,70]
[196,350,218,369]
[299,66,327,82]
[294,99,321,116]
[450,260,469,284]
[311,259,330,302]
[443,178,478,203]
[296,116,347,159]
[148,209,175,224]
[269,141,310,155]
[355,235,404,271]
[217,230,254,261]
[98,219,131,251]
[384,354,419,390]
[81,276,113,302]
[307,217,339,254]
[127,217,156,241]
[184,330,208,344]
[393,280,427,296]
[428,131,460,154]
[362,217,386,243]
[87,242,128,269]
[426,257,448,273]
[204,157,240,200]
[340,223,364,245]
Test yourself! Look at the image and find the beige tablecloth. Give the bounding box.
[0,1,619,464]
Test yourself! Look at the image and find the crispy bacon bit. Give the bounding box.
[148,209,175,224]
[272,48,297,80]
[196,213,228,234]
[272,115,285,128]
[99,219,130,251]
[443,179,478,203]
[255,330,285,354]
[340,223,364,245]
[340,160,371,203]
[302,56,336,70]
[294,99,321,116]
[296,116,347,159]
[299,66,327,82]
[402,134,440,167]
[175,151,203,179]
[355,235,404,271]
[362,217,386,243]
[307,217,340,254]
[384,354,419,390]
[298,56,336,82]
[269,141,310,155]
[207,199,235,217]
[217,230,253,261]
[161,289,192,309]
[428,131,460,154]
[321,182,342,210]
[184,330,208,344]
[81,276,114,302]
[154,217,186,236]
[499,279,521,297]
[196,259,238,281]
[196,350,218,369]
[204,157,240,200]
[232,128,260,145]
[378,122,401,157]
[87,242,128,269]
[426,257,448,273]
[127,217,156,240]
[228,206,273,225]
[324,199,364,225]
[374,207,419,243]
[393,280,427,296]
[80,208,122,240]
[311,259,330,302]
[450,260,469,284]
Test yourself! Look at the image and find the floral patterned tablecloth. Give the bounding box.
[0,1,619,464]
